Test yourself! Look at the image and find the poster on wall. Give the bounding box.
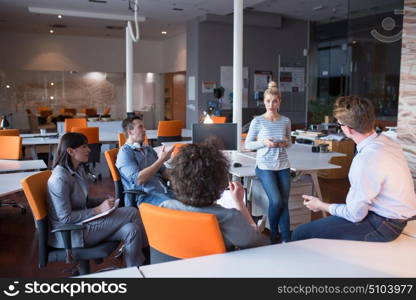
[202,81,216,93]
[254,71,272,92]
[220,66,249,109]
[279,67,305,92]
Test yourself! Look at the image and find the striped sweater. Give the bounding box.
[245,115,291,170]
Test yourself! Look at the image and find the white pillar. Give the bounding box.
[126,27,134,116]
[233,0,243,150]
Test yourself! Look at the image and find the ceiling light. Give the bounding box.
[58,14,62,19]
[50,82,54,86]
[28,7,145,22]
[49,29,54,34]
[161,31,167,35]
[6,85,10,89]
[50,96,54,100]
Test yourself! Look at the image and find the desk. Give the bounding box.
[0,171,38,196]
[0,159,46,174]
[232,145,345,216]
[139,235,416,277]
[22,136,59,167]
[77,266,143,278]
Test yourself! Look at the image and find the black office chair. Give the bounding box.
[20,171,119,275]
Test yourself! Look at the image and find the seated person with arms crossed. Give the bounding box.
[162,142,268,250]
[292,96,416,242]
[116,116,175,207]
[48,132,148,267]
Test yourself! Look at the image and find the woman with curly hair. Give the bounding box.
[161,142,268,250]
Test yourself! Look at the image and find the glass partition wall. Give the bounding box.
[308,0,404,125]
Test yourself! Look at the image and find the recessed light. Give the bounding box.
[50,96,54,100]
[313,5,324,11]
[6,84,10,89]
[50,82,54,86]
[161,31,167,35]
[49,29,54,34]
[58,14,62,19]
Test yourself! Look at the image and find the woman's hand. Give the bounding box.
[229,181,245,208]
[263,138,277,148]
[93,197,115,215]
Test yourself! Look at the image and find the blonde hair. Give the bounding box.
[333,96,375,134]
[264,81,281,99]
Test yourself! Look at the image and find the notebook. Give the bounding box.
[78,199,120,225]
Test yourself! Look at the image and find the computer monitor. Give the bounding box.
[192,123,237,150]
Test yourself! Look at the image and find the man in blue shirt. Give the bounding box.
[292,96,416,242]
[116,117,175,206]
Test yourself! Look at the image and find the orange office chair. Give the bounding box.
[104,148,145,207]
[0,136,22,160]
[118,133,127,148]
[85,108,98,117]
[103,107,111,116]
[60,108,76,116]
[118,132,148,148]
[211,116,227,123]
[171,143,188,157]
[139,203,226,264]
[156,120,183,143]
[20,171,119,275]
[0,129,20,136]
[71,127,101,181]
[64,118,87,133]
[37,106,51,113]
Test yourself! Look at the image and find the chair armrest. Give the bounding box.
[51,224,85,233]
[51,224,85,263]
[124,189,146,194]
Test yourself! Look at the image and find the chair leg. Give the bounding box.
[78,260,91,275]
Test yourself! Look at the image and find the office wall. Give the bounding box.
[398,0,416,187]
[0,31,187,125]
[162,33,186,73]
[186,13,308,127]
[0,32,163,73]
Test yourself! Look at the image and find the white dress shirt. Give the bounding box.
[329,132,416,222]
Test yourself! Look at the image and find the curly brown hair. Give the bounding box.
[169,142,230,207]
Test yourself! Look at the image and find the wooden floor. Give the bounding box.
[0,176,349,277]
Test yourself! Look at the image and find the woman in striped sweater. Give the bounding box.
[245,81,292,243]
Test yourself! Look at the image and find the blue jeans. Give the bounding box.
[136,190,175,207]
[292,212,407,242]
[255,167,291,242]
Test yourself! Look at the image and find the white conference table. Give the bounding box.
[0,171,38,196]
[0,159,47,174]
[156,143,345,212]
[140,235,416,278]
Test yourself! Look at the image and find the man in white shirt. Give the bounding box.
[292,96,416,242]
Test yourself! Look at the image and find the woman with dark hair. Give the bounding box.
[47,132,148,267]
[161,143,267,250]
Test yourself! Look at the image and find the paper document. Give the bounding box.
[78,199,120,225]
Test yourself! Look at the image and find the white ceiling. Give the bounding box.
[0,0,266,39]
[0,0,402,40]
